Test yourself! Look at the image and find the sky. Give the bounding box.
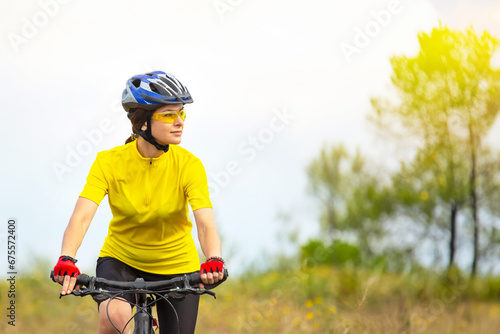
[1,0,500,277]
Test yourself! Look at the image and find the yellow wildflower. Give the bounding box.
[421,191,429,201]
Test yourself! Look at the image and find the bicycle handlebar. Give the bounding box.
[50,269,228,292]
[51,268,228,334]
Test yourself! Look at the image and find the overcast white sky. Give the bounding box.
[1,0,500,276]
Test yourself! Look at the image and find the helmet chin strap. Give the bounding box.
[135,117,170,152]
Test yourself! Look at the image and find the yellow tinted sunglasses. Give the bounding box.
[151,109,186,123]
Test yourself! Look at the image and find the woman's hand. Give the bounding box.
[53,256,81,295]
[199,257,225,289]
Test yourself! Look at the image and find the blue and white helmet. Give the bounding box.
[122,71,193,112]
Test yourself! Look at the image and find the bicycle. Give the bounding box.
[50,269,228,334]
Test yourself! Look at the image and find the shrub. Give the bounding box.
[300,239,360,267]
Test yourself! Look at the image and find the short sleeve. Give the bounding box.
[79,153,108,205]
[183,158,212,211]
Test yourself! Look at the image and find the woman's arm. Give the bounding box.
[194,207,224,284]
[55,197,98,294]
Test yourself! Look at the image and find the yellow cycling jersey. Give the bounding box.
[79,140,212,274]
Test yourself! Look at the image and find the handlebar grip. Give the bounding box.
[76,274,90,286]
[188,268,229,288]
[50,270,91,287]
[188,272,202,284]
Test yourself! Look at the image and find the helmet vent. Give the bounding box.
[149,83,159,93]
[132,78,141,88]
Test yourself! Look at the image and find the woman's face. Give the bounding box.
[144,103,185,145]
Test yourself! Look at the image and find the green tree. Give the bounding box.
[371,26,500,275]
[307,144,393,259]
[475,148,500,270]
[391,144,469,268]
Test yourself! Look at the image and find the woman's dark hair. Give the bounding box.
[125,108,154,144]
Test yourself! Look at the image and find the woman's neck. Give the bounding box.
[136,137,164,158]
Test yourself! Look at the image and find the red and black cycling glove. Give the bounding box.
[54,255,81,278]
[200,256,224,275]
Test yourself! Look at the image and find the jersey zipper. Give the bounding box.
[146,158,153,206]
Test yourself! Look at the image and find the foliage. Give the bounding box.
[307,144,394,258]
[307,25,500,276]
[373,26,500,141]
[369,25,500,273]
[300,239,360,267]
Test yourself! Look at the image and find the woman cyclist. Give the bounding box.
[53,71,226,334]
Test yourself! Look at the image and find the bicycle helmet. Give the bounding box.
[122,71,193,152]
[122,71,193,111]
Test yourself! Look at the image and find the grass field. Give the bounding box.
[2,264,500,333]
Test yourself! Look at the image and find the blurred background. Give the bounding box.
[1,0,500,332]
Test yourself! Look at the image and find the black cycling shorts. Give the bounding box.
[94,257,200,334]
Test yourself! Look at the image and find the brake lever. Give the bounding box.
[59,290,83,299]
[59,288,97,299]
[166,287,216,300]
[198,289,216,299]
[188,287,216,299]
[71,289,90,297]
